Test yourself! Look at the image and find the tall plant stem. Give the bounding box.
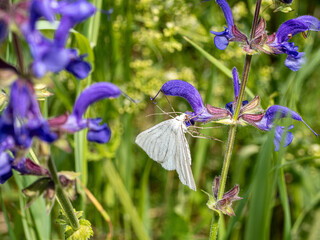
[209,0,262,239]
[47,157,80,230]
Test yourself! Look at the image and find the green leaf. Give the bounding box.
[65,219,93,240]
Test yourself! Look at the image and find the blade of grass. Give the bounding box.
[291,192,320,238]
[278,166,292,240]
[14,173,37,240]
[244,131,275,240]
[104,159,151,240]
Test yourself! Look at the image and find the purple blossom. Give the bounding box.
[206,68,317,150]
[29,0,59,30]
[211,0,320,71]
[210,0,235,50]
[21,0,95,79]
[0,79,57,149]
[54,0,96,47]
[48,82,121,143]
[152,80,214,122]
[267,16,320,71]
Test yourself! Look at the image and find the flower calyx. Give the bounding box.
[203,176,242,217]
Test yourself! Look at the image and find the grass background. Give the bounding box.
[1,0,320,239]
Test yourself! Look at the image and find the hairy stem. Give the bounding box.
[47,157,80,230]
[209,0,262,239]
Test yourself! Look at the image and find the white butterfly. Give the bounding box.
[135,113,196,191]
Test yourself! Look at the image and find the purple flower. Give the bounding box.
[0,79,57,149]
[21,0,95,79]
[267,16,320,71]
[54,0,96,47]
[211,0,320,71]
[29,0,59,30]
[152,80,214,122]
[48,82,121,143]
[210,0,235,50]
[203,67,318,151]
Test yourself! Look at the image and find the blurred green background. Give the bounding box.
[1,0,320,239]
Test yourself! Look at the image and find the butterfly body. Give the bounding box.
[135,113,196,191]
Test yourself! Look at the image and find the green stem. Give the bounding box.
[47,157,80,230]
[209,0,262,239]
[217,124,237,200]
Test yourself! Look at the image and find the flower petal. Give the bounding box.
[232,67,239,98]
[273,125,294,151]
[275,16,320,43]
[72,82,121,118]
[29,0,58,30]
[214,35,229,50]
[264,105,302,125]
[256,105,317,136]
[87,121,111,143]
[159,80,205,115]
[65,54,91,79]
[285,52,306,71]
[57,0,96,23]
[216,0,234,29]
[0,152,13,184]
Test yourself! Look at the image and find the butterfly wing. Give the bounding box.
[135,118,196,191]
[135,119,177,170]
[174,127,196,191]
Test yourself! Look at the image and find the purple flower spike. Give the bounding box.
[269,16,320,71]
[205,67,317,151]
[49,82,121,143]
[157,80,214,122]
[211,0,235,50]
[0,152,14,184]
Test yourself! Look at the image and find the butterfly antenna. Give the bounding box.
[145,112,183,118]
[163,94,179,117]
[154,104,176,119]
